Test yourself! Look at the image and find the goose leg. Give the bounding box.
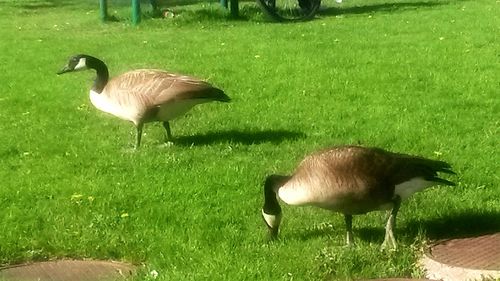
[381,196,401,251]
[135,123,144,149]
[344,214,355,246]
[162,121,173,142]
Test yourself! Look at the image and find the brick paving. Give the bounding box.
[0,260,134,281]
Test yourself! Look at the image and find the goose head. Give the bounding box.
[57,54,90,74]
[57,54,109,93]
[261,174,290,239]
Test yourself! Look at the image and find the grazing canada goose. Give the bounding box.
[57,54,230,149]
[261,145,455,249]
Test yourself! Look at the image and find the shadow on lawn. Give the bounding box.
[3,0,78,10]
[405,210,500,240]
[320,1,445,17]
[287,209,500,244]
[173,4,265,21]
[357,210,500,244]
[175,129,306,146]
[290,222,384,244]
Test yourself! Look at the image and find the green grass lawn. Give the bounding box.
[0,0,498,280]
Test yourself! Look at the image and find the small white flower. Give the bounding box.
[71,194,83,201]
[150,270,159,279]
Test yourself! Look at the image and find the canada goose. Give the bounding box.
[262,145,455,249]
[57,54,230,149]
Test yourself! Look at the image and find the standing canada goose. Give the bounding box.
[57,54,230,149]
[262,145,455,249]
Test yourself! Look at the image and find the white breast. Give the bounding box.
[89,90,141,124]
[394,177,435,200]
[278,183,313,206]
[155,99,207,121]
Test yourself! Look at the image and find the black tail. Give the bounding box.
[396,153,456,186]
[424,158,456,175]
[212,88,231,102]
[413,158,456,186]
[429,176,456,186]
[185,87,231,102]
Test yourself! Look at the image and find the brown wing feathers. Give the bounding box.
[105,70,230,106]
[316,146,455,188]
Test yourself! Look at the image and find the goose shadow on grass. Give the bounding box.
[319,1,446,17]
[404,210,500,240]
[174,129,306,146]
[355,210,500,244]
[285,209,500,243]
[289,221,384,244]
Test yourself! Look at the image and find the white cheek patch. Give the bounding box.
[74,57,87,71]
[262,210,282,229]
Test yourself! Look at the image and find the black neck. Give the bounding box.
[262,174,290,215]
[84,55,109,93]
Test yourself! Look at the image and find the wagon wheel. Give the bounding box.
[257,0,321,21]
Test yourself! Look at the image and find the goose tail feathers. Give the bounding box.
[212,89,231,102]
[428,176,456,186]
[415,158,456,186]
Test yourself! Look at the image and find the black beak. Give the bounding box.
[267,225,279,240]
[262,214,279,240]
[57,66,71,75]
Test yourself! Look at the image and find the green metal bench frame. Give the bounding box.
[99,0,238,25]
